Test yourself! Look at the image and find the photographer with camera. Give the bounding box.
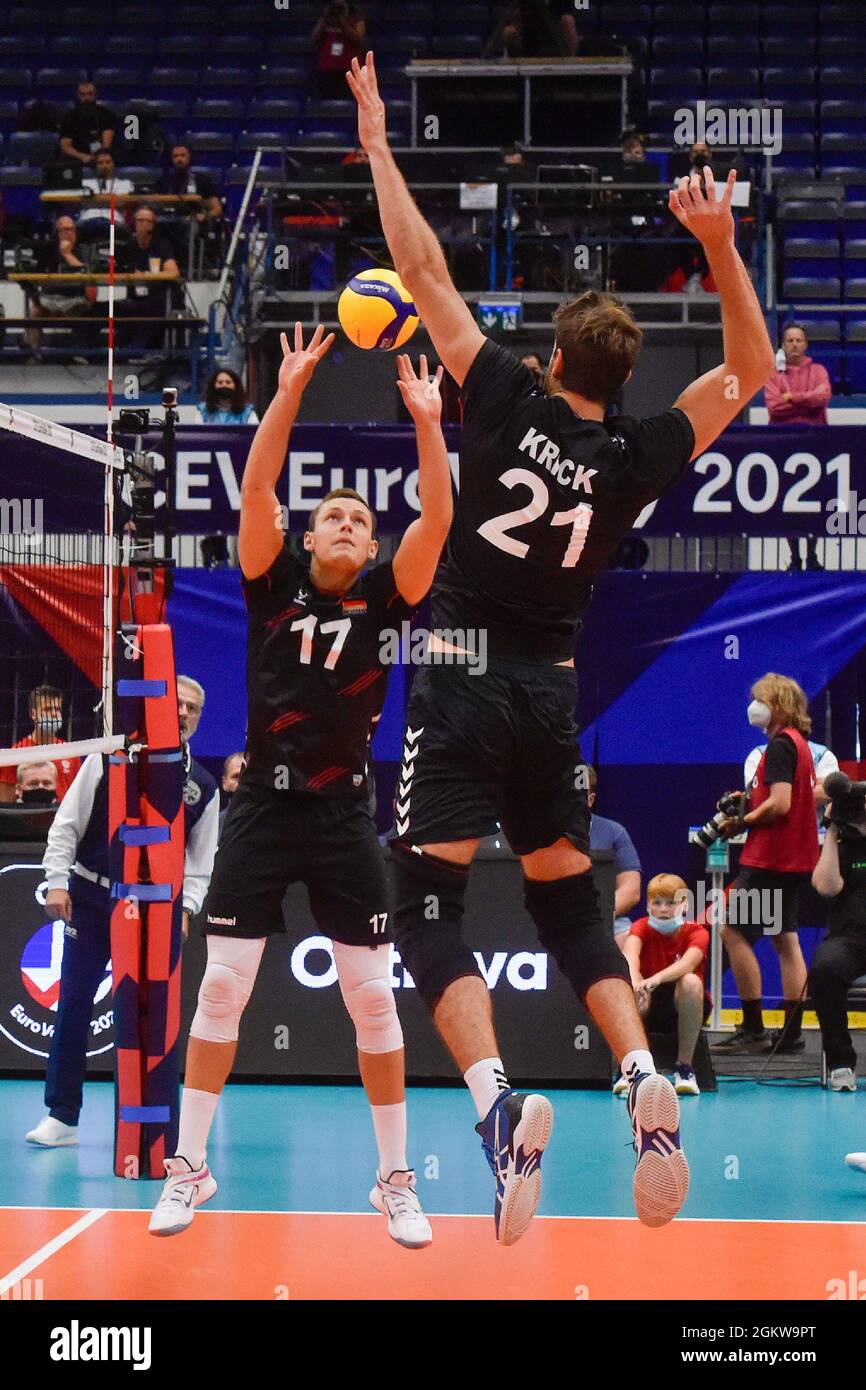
[312,2,367,100]
[808,773,866,1094]
[714,674,820,1055]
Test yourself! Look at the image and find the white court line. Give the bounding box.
[0,1204,862,1227]
[0,1208,107,1296]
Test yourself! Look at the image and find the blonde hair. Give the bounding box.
[647,873,688,902]
[752,673,811,735]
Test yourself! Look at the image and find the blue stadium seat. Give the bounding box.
[706,36,759,62]
[437,3,485,31]
[184,129,235,154]
[212,35,264,57]
[763,68,816,98]
[654,4,699,30]
[764,6,816,34]
[845,350,866,393]
[782,276,842,300]
[820,36,866,60]
[255,67,308,90]
[377,35,430,57]
[8,130,58,164]
[150,67,202,91]
[822,168,866,199]
[603,3,651,31]
[304,100,355,119]
[9,3,53,25]
[824,1,866,18]
[823,68,864,94]
[105,35,158,58]
[191,99,246,127]
[174,4,210,24]
[36,66,88,89]
[848,320,866,340]
[844,239,866,273]
[159,36,207,57]
[653,36,703,58]
[762,36,816,60]
[708,68,760,98]
[783,237,841,277]
[296,131,347,147]
[93,68,144,90]
[0,35,46,57]
[845,203,866,237]
[246,99,301,122]
[236,131,286,153]
[649,68,704,100]
[269,36,313,55]
[708,2,760,30]
[116,5,153,23]
[821,100,866,134]
[768,99,815,136]
[846,278,866,300]
[0,101,18,131]
[796,318,841,342]
[822,134,866,167]
[808,346,844,387]
[135,98,188,123]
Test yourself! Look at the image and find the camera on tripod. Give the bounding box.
[822,771,866,837]
[694,791,747,849]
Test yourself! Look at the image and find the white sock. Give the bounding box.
[371,1102,408,1178]
[621,1049,656,1085]
[176,1087,220,1169]
[463,1056,510,1121]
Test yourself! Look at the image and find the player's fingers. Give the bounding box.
[294,320,303,352]
[315,331,336,359]
[279,331,289,357]
[419,353,428,381]
[689,171,703,203]
[434,364,444,385]
[703,163,716,200]
[668,183,688,217]
[723,167,737,203]
[309,322,324,349]
[395,353,408,380]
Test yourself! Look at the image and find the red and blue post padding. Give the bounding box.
[109,622,185,1178]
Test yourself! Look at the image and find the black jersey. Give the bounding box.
[242,544,412,796]
[432,339,695,662]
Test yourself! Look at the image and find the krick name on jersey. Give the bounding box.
[518,426,597,493]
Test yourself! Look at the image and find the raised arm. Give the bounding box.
[238,322,335,580]
[669,169,775,459]
[346,52,485,387]
[392,354,453,605]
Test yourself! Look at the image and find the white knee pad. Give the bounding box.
[333,942,403,1055]
[190,936,265,1044]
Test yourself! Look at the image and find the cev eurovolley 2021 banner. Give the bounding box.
[6,423,864,537]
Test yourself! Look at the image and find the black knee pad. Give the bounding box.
[524,870,629,1002]
[390,843,481,1012]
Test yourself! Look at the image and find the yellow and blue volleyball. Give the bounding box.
[337,268,419,351]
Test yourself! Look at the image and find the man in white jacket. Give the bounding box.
[26,676,219,1147]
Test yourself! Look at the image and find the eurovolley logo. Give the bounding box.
[20,922,112,1013]
[0,865,115,1061]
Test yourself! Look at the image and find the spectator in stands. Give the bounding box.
[79,148,134,223]
[219,751,245,835]
[58,81,118,168]
[582,763,642,945]
[520,351,545,388]
[25,215,98,360]
[716,674,820,1055]
[809,788,866,1095]
[616,874,711,1097]
[312,1,367,99]
[198,369,258,425]
[115,205,180,349]
[0,685,80,804]
[765,324,832,427]
[15,761,59,807]
[621,129,648,166]
[158,143,222,224]
[486,1,578,58]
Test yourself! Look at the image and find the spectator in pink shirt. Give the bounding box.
[764,324,832,425]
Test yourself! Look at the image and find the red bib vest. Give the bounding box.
[739,726,819,873]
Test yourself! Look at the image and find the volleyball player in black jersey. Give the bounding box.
[348,52,775,1244]
[149,327,453,1246]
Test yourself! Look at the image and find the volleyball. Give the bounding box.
[337,269,419,351]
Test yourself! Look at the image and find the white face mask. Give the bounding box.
[747,699,772,729]
[648,913,683,935]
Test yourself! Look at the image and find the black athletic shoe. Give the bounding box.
[767,1030,806,1054]
[713,1026,771,1053]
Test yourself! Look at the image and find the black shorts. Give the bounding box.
[203,780,390,947]
[726,866,809,943]
[645,982,713,1033]
[392,658,589,858]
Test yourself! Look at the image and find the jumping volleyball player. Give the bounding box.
[347,52,775,1242]
[149,326,453,1245]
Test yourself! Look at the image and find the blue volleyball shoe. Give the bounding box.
[627,1070,690,1226]
[475,1089,554,1246]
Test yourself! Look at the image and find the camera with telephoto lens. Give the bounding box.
[822,771,866,839]
[694,791,747,849]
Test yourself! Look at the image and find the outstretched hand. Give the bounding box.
[668,166,736,254]
[277,322,335,397]
[396,353,444,425]
[345,52,388,154]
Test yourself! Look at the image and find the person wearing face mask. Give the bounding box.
[0,685,80,804]
[198,367,258,425]
[615,874,711,1097]
[745,728,838,829]
[15,761,59,807]
[25,677,219,1148]
[715,674,820,1055]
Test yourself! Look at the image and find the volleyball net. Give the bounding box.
[0,404,127,792]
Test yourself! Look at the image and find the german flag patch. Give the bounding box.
[342,597,367,615]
